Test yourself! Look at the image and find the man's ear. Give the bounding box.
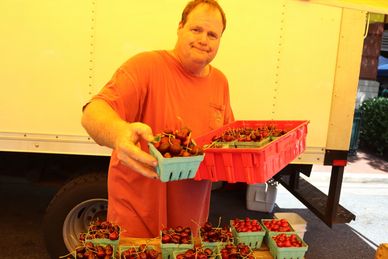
[177,22,183,35]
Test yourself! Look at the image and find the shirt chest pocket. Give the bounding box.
[208,102,225,130]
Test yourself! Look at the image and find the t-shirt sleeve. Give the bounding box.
[91,53,150,122]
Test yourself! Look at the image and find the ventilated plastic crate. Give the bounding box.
[230,220,265,249]
[194,120,308,184]
[148,143,204,182]
[267,233,308,259]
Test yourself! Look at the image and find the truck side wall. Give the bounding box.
[0,0,367,163]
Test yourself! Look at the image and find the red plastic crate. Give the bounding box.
[194,120,308,184]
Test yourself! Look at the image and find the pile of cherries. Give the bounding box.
[64,242,114,259]
[175,247,214,259]
[82,219,120,241]
[152,128,204,158]
[262,219,292,232]
[120,244,159,259]
[161,226,192,244]
[200,221,233,243]
[211,126,287,143]
[272,233,304,248]
[232,217,263,232]
[219,243,254,259]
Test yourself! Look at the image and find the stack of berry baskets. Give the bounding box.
[160,226,194,259]
[148,128,205,182]
[119,243,160,259]
[267,232,308,259]
[82,219,121,252]
[173,246,217,259]
[261,218,295,245]
[199,221,234,249]
[230,217,266,249]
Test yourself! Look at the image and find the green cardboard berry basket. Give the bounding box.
[160,231,194,259]
[199,229,232,250]
[267,233,308,259]
[119,244,159,259]
[85,237,120,251]
[173,246,218,259]
[261,219,295,245]
[72,243,116,259]
[210,137,273,149]
[148,143,204,182]
[234,137,274,148]
[84,223,121,251]
[230,220,265,249]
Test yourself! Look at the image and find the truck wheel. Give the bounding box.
[43,172,108,258]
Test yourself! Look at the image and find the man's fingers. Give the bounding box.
[130,122,155,143]
[125,142,157,167]
[118,154,159,179]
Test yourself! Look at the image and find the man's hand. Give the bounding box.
[114,122,159,179]
[81,100,159,179]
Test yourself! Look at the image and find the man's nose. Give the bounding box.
[198,33,208,44]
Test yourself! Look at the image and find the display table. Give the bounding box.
[119,237,274,259]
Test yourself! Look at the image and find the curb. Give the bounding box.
[308,172,388,184]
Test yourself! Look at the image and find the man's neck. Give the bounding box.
[169,50,209,77]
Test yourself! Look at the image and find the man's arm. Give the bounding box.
[81,99,159,179]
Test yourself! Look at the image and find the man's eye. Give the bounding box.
[191,28,201,33]
[208,33,218,40]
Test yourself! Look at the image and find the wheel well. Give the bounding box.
[0,151,110,183]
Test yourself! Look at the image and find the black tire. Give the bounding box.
[43,172,108,258]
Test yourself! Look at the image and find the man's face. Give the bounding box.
[176,4,223,67]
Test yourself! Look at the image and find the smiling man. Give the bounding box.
[82,0,234,238]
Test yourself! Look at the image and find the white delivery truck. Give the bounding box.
[1,0,387,257]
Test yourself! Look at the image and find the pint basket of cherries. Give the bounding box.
[160,226,194,259]
[149,127,205,182]
[217,243,255,259]
[261,218,295,245]
[199,221,234,249]
[82,219,121,250]
[173,246,217,259]
[230,217,266,249]
[267,233,308,259]
[68,242,115,259]
[119,244,160,259]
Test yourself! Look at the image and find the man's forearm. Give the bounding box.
[81,99,128,149]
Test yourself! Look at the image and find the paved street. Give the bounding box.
[276,171,388,248]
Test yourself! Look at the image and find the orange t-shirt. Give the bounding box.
[92,50,234,238]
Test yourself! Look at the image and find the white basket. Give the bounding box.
[274,212,307,239]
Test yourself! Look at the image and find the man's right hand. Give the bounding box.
[114,122,159,179]
[81,100,159,179]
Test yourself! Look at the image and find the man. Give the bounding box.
[81,0,234,237]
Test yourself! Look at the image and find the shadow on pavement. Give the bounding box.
[348,148,388,173]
